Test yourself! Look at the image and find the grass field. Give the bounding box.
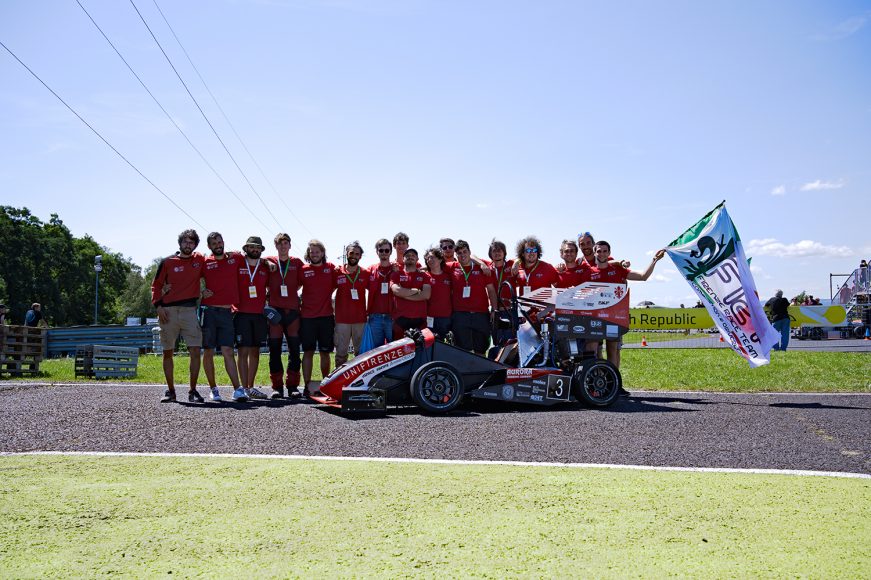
[1,454,868,577]
[11,349,870,392]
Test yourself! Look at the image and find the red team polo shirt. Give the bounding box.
[450,262,491,313]
[301,262,338,318]
[367,264,394,315]
[588,263,630,284]
[267,256,304,310]
[335,265,368,324]
[235,258,270,314]
[426,270,453,318]
[555,261,591,289]
[201,253,240,306]
[516,260,560,295]
[390,269,431,319]
[151,252,206,307]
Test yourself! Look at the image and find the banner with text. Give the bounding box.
[629,305,847,330]
[666,202,780,367]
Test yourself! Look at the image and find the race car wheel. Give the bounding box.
[410,361,465,413]
[573,359,621,407]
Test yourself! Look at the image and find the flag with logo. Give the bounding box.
[667,201,779,367]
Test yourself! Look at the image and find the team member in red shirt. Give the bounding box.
[151,229,206,404]
[334,241,368,367]
[200,232,245,403]
[555,239,589,288]
[439,238,456,265]
[393,232,410,267]
[423,247,452,339]
[365,238,395,351]
[485,239,517,346]
[578,231,596,267]
[300,240,338,395]
[235,236,271,400]
[451,240,497,354]
[590,240,665,376]
[514,236,560,295]
[266,233,305,399]
[390,248,432,338]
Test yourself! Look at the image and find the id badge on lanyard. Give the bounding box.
[280,285,288,297]
[523,285,531,295]
[351,289,359,300]
[462,286,471,298]
[381,282,389,294]
[249,285,258,299]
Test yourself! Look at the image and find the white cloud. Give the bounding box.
[745,238,854,258]
[800,179,844,191]
[475,202,489,209]
[812,11,870,41]
[770,185,786,196]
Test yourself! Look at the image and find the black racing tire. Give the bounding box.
[853,325,866,339]
[809,327,824,340]
[409,361,465,413]
[573,359,621,407]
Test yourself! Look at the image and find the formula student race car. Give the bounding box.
[310,281,632,414]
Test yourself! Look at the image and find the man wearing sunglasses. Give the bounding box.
[514,236,560,295]
[439,238,457,264]
[366,238,395,350]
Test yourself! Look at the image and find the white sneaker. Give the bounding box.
[210,387,223,402]
[232,387,249,402]
[248,387,268,400]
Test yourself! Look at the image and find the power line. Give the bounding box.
[0,39,206,232]
[150,0,314,238]
[128,0,284,231]
[74,0,271,232]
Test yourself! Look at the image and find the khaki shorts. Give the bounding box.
[160,306,202,350]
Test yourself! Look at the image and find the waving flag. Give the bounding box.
[667,202,779,367]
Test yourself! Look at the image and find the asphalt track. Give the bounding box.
[1,382,869,475]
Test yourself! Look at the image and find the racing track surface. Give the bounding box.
[1,383,869,475]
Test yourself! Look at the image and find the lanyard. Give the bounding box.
[278,258,290,282]
[495,262,506,287]
[524,260,540,282]
[459,261,474,285]
[378,266,390,280]
[246,258,260,285]
[347,266,360,286]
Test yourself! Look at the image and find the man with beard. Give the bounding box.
[151,229,205,403]
[266,233,305,399]
[451,240,497,354]
[390,248,432,338]
[200,232,245,402]
[300,240,338,395]
[366,238,395,350]
[439,237,456,265]
[555,239,587,289]
[334,241,367,368]
[234,236,271,400]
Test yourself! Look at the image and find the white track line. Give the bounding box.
[3,450,868,479]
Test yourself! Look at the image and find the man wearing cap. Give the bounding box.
[765,289,791,351]
[300,240,338,395]
[390,248,432,338]
[200,232,245,402]
[334,241,368,367]
[235,236,271,399]
[151,229,206,403]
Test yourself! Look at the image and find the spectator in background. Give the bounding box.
[860,259,869,291]
[0,303,8,326]
[765,289,791,351]
[25,303,42,327]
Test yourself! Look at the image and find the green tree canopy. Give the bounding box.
[0,206,136,326]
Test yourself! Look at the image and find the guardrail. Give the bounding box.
[46,325,157,358]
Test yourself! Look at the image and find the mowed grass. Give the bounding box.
[14,349,871,392]
[1,455,868,577]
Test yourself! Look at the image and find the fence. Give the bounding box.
[46,325,157,357]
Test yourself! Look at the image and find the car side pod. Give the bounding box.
[340,385,387,414]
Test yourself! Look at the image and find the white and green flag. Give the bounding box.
[667,202,779,367]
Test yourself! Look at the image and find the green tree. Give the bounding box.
[117,260,161,321]
[0,206,135,326]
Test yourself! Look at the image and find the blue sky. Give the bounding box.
[2,0,869,306]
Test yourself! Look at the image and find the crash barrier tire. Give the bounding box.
[853,325,866,339]
[573,359,621,407]
[409,361,465,413]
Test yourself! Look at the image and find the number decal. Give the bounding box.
[546,375,571,400]
[554,378,564,397]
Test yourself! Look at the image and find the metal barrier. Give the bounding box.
[46,325,157,357]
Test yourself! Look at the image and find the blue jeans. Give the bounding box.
[367,313,393,350]
[773,318,790,351]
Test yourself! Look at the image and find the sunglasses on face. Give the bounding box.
[377,248,391,253]
[578,231,592,240]
[525,248,539,254]
[441,244,454,250]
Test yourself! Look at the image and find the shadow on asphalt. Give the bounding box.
[768,401,871,411]
[175,399,302,410]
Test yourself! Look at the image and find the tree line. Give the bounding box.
[0,206,158,327]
